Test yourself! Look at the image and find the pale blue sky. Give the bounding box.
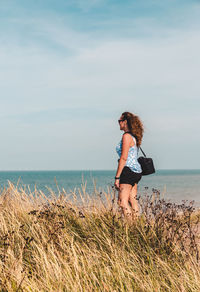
[0,0,199,170]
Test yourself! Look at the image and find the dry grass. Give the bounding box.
[0,181,200,292]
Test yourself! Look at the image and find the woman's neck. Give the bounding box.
[124,129,130,133]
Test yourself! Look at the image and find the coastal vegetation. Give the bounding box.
[0,182,199,291]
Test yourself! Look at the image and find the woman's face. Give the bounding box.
[118,115,126,131]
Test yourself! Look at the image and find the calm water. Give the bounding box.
[0,170,200,206]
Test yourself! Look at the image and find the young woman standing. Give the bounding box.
[115,111,144,221]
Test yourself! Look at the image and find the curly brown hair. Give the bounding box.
[121,111,144,147]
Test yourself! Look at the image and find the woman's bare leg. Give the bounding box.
[118,184,133,220]
[128,184,140,219]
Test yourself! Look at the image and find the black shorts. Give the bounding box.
[120,166,142,186]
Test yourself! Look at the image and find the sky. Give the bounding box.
[0,0,199,170]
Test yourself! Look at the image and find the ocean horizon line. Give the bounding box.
[0,169,200,172]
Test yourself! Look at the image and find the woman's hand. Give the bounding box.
[114,178,120,190]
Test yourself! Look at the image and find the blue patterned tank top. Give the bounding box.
[116,134,142,173]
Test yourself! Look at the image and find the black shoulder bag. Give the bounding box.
[126,132,155,176]
[138,147,155,176]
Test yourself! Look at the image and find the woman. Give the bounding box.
[115,111,144,221]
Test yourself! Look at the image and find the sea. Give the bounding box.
[0,170,200,207]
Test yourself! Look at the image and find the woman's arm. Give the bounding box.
[115,133,133,188]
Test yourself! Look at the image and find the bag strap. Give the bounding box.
[124,131,147,157]
[139,147,146,157]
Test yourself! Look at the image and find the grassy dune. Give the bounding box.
[0,182,200,291]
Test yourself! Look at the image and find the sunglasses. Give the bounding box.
[118,119,126,124]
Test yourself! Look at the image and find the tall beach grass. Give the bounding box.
[0,181,199,291]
